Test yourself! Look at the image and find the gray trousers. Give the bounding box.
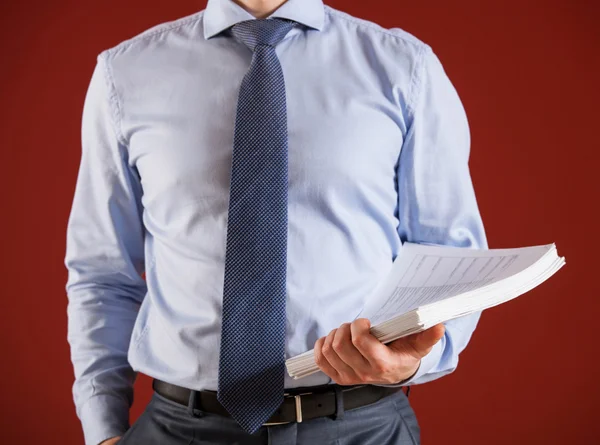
[116,388,420,445]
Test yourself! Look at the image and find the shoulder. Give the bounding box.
[99,10,205,60]
[323,5,431,55]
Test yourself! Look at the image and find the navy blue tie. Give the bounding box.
[217,18,297,435]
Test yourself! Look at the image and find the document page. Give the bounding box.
[357,242,555,325]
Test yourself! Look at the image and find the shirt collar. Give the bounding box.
[203,0,325,40]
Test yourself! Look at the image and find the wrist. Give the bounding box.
[397,359,421,385]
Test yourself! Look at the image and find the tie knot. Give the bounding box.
[230,18,297,52]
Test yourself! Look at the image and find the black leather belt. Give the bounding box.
[152,378,403,424]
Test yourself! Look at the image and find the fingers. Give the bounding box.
[314,322,373,384]
[332,323,371,376]
[321,327,360,383]
[314,335,340,381]
[349,318,391,367]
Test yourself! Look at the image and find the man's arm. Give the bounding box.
[64,51,146,445]
[389,44,488,386]
[314,44,487,387]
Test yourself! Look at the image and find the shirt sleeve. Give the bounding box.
[64,52,147,445]
[377,45,488,387]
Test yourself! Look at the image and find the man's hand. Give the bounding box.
[99,436,122,445]
[314,318,445,385]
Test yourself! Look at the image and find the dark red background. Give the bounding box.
[1,0,598,444]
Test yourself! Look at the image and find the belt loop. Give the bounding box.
[332,385,345,420]
[187,389,200,418]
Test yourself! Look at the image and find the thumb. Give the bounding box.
[387,323,445,358]
[411,323,445,356]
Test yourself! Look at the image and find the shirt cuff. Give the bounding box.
[79,394,130,445]
[373,337,444,387]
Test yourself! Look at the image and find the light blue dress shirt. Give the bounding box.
[64,0,488,444]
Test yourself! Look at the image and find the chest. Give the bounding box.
[122,48,405,221]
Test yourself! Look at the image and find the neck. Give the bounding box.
[232,0,288,19]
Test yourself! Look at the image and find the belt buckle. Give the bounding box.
[262,393,303,426]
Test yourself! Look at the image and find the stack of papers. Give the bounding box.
[286,242,565,380]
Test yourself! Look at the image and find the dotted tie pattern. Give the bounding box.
[217,18,297,435]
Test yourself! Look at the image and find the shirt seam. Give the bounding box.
[325,7,424,48]
[99,52,127,148]
[106,11,204,58]
[406,44,430,123]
